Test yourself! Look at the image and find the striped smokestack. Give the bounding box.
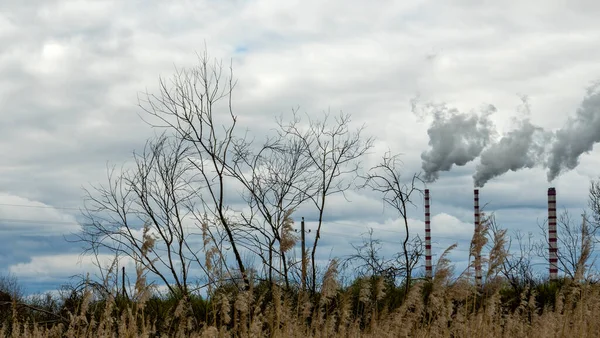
[548,187,558,280]
[474,189,482,286]
[425,189,432,279]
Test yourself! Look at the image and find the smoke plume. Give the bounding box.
[419,103,497,182]
[417,82,600,186]
[473,120,550,187]
[546,83,600,181]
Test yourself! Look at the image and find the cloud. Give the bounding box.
[0,193,79,235]
[8,254,135,280]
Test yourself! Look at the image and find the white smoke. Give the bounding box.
[546,82,600,182]
[472,96,551,187]
[417,81,600,186]
[416,101,497,183]
[473,120,551,187]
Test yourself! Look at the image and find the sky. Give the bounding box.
[1,0,600,295]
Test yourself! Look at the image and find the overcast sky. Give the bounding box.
[1,0,600,294]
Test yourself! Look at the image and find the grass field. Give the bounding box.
[2,265,598,337]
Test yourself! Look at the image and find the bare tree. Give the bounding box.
[588,178,600,231]
[231,135,314,288]
[80,50,260,294]
[342,228,424,288]
[394,235,424,285]
[500,230,538,290]
[557,211,596,281]
[342,229,397,282]
[135,51,252,289]
[361,152,422,297]
[81,49,377,295]
[542,178,600,281]
[537,209,598,281]
[80,134,212,298]
[279,110,374,292]
[0,273,23,302]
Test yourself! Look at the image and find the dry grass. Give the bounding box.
[3,274,600,337]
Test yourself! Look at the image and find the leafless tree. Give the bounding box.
[537,209,598,281]
[557,211,596,280]
[279,111,374,293]
[588,178,600,231]
[81,49,381,295]
[361,152,422,296]
[342,228,424,288]
[0,273,23,302]
[500,230,538,290]
[537,179,600,281]
[134,51,253,289]
[231,135,315,289]
[342,229,396,281]
[80,50,261,294]
[394,235,424,284]
[80,134,212,298]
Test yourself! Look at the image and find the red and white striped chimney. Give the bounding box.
[425,189,432,279]
[474,189,482,286]
[548,187,558,280]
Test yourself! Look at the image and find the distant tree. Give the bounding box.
[361,152,422,297]
[537,208,598,282]
[0,273,22,301]
[279,111,373,293]
[230,132,315,289]
[342,229,397,282]
[556,211,596,281]
[500,229,538,290]
[588,178,600,230]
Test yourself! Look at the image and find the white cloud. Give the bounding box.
[8,253,135,280]
[0,193,80,234]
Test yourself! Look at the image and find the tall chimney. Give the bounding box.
[474,189,482,286]
[425,189,432,279]
[548,187,558,280]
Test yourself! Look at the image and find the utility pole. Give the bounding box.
[122,266,126,298]
[301,217,307,291]
[582,212,587,258]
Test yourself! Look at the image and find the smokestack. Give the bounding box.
[548,187,558,280]
[474,189,482,286]
[425,189,432,279]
